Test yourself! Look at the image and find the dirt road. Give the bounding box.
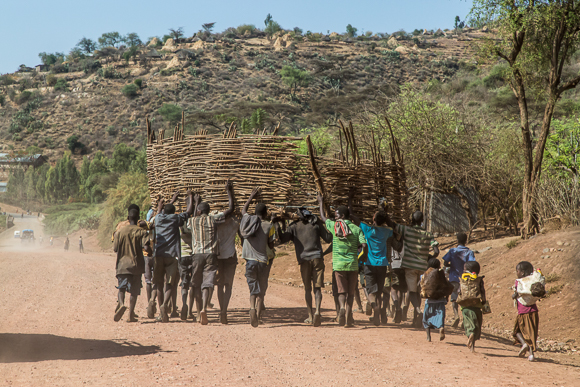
[1,230,579,386]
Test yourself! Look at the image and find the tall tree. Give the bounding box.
[76,37,97,54]
[470,0,580,238]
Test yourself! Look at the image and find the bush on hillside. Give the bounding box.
[53,78,69,92]
[265,21,282,37]
[237,24,255,35]
[134,78,142,88]
[0,75,15,86]
[46,74,57,86]
[158,103,182,124]
[43,203,102,235]
[121,83,138,97]
[67,135,85,153]
[17,91,32,105]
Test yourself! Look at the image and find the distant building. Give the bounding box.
[35,64,49,72]
[0,182,7,193]
[0,153,48,182]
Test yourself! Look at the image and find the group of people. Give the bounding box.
[62,235,84,253]
[111,183,541,360]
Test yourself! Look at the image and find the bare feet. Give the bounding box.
[518,344,530,358]
[114,303,127,322]
[304,317,313,324]
[147,300,156,319]
[365,302,373,316]
[439,328,445,341]
[249,308,258,327]
[160,305,169,323]
[338,309,346,327]
[313,313,321,327]
[220,312,228,325]
[180,305,188,321]
[467,333,475,352]
[452,317,460,328]
[528,354,535,362]
[200,310,208,325]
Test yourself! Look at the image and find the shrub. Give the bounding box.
[506,239,518,249]
[346,24,358,37]
[134,78,142,88]
[158,103,182,124]
[0,74,15,86]
[106,126,116,136]
[0,95,5,106]
[67,135,85,153]
[121,83,138,97]
[265,21,282,37]
[80,58,101,74]
[53,78,69,92]
[46,74,57,86]
[97,66,122,79]
[483,63,507,89]
[237,24,255,35]
[17,91,32,104]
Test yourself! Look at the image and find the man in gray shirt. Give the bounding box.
[152,190,194,322]
[215,214,240,324]
[240,188,274,327]
[275,207,332,327]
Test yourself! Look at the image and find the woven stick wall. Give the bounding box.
[145,118,409,223]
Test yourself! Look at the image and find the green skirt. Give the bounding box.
[462,306,483,340]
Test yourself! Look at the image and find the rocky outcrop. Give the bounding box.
[147,37,159,47]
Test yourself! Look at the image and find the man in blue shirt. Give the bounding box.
[442,232,476,327]
[349,194,393,326]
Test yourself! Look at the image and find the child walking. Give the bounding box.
[512,261,542,362]
[420,258,454,341]
[457,261,486,352]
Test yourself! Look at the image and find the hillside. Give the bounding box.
[0,28,486,161]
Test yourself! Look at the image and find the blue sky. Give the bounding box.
[0,0,473,74]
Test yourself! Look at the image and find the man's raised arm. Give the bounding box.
[223,180,235,218]
[317,193,327,223]
[242,187,260,215]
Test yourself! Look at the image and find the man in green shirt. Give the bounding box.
[317,193,367,327]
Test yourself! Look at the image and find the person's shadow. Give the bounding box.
[0,333,164,363]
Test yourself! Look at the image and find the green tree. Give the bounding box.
[76,37,97,54]
[265,21,282,37]
[264,13,273,26]
[280,65,311,99]
[544,117,580,184]
[38,52,64,66]
[98,31,123,48]
[67,134,84,153]
[158,103,183,124]
[202,23,215,33]
[110,143,138,173]
[470,0,580,237]
[250,108,268,133]
[124,32,142,47]
[44,152,79,203]
[169,27,184,40]
[346,24,358,38]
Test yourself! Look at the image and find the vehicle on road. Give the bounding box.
[21,229,34,243]
[14,230,20,238]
